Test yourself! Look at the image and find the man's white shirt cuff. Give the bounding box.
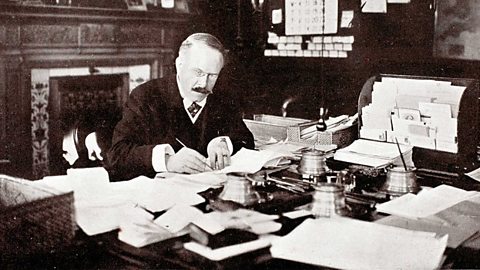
[152,144,175,172]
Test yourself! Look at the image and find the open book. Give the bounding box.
[333,139,414,168]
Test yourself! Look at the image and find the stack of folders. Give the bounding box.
[333,139,413,168]
[300,114,358,140]
[360,77,465,153]
[183,209,281,261]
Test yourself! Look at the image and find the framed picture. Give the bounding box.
[124,0,147,10]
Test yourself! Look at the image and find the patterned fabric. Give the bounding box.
[187,102,202,118]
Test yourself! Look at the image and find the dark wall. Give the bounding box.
[197,0,480,120]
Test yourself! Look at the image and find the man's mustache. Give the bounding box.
[192,87,212,94]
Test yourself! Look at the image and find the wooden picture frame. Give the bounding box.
[124,0,147,10]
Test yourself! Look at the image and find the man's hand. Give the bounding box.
[85,132,103,161]
[166,147,211,174]
[207,138,231,170]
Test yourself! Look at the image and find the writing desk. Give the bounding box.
[2,174,480,269]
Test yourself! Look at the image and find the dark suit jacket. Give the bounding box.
[107,76,254,180]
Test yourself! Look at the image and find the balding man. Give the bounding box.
[108,33,254,180]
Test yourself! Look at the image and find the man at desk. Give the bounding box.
[108,33,254,180]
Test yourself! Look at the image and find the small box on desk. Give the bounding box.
[358,74,480,181]
[0,175,75,259]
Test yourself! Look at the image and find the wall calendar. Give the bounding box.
[285,0,338,36]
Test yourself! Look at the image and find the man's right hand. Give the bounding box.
[165,147,212,174]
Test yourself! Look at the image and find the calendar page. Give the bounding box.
[285,0,338,35]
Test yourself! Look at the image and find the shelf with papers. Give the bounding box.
[357,74,480,182]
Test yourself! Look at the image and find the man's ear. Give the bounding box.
[175,57,182,72]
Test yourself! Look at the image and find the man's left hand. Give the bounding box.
[207,138,231,170]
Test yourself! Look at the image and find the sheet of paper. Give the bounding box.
[376,185,477,218]
[334,139,414,168]
[220,148,285,174]
[376,215,478,248]
[361,0,387,13]
[157,171,227,193]
[154,205,203,233]
[36,167,109,195]
[466,167,480,182]
[419,102,452,118]
[340,10,354,28]
[270,218,447,270]
[118,205,188,248]
[272,9,282,24]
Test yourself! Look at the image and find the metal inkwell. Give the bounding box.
[297,149,329,182]
[380,166,420,198]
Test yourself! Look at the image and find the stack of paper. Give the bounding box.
[270,218,448,269]
[360,76,465,153]
[333,139,413,168]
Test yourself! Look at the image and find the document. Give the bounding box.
[466,166,480,182]
[220,148,286,174]
[376,215,478,248]
[333,139,413,168]
[361,0,387,13]
[376,185,478,218]
[270,218,447,270]
[118,205,188,248]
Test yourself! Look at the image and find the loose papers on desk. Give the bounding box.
[360,76,465,153]
[376,187,480,249]
[376,185,478,219]
[333,139,413,168]
[270,218,448,270]
[118,205,202,248]
[36,168,204,236]
[298,114,357,141]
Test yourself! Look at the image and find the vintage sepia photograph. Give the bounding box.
[1,0,480,269]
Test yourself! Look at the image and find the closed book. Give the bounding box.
[189,224,258,249]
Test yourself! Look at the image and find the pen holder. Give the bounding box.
[380,166,419,197]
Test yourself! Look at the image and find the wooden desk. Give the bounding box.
[2,174,480,269]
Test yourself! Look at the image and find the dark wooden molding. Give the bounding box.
[0,4,192,179]
[0,4,196,23]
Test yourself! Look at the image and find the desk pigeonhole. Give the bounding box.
[357,74,480,183]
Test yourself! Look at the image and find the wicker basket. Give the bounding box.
[287,124,357,149]
[0,175,75,259]
[243,114,312,142]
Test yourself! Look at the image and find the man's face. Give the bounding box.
[176,44,224,102]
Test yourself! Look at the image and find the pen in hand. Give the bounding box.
[175,137,214,171]
[175,137,187,148]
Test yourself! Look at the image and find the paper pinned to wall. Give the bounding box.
[272,9,282,24]
[285,0,338,35]
[361,0,387,13]
[340,10,354,28]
